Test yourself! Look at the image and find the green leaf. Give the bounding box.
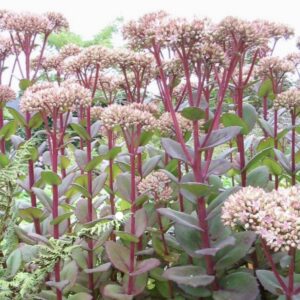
[157,208,202,231]
[180,182,212,197]
[19,79,32,91]
[258,118,274,137]
[19,207,44,221]
[0,120,17,140]
[221,113,249,134]
[92,173,107,197]
[41,171,62,185]
[215,232,256,271]
[7,107,26,126]
[6,248,22,277]
[256,270,283,296]
[263,158,282,176]
[246,166,269,188]
[258,78,275,99]
[114,231,139,243]
[124,208,147,237]
[84,156,103,172]
[115,173,131,202]
[0,153,9,167]
[244,147,273,171]
[163,265,214,287]
[242,103,258,132]
[213,272,259,300]
[68,293,92,300]
[181,107,206,121]
[29,112,43,129]
[71,183,90,198]
[274,149,292,173]
[70,123,91,140]
[32,187,52,212]
[50,212,73,225]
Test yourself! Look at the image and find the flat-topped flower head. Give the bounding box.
[32,54,63,73]
[0,85,15,103]
[100,103,157,131]
[215,17,268,49]
[222,186,266,230]
[0,36,13,60]
[98,74,122,96]
[274,89,300,110]
[155,58,184,79]
[222,186,300,252]
[191,39,227,66]
[64,45,112,74]
[20,81,91,115]
[90,106,104,121]
[157,17,209,49]
[256,56,294,79]
[138,171,173,203]
[123,11,169,50]
[287,52,300,67]
[59,44,82,59]
[113,49,153,69]
[1,11,68,34]
[43,12,69,33]
[157,112,192,137]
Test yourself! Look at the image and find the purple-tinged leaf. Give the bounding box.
[131,258,160,276]
[46,280,70,291]
[105,241,132,274]
[157,208,202,231]
[84,262,111,274]
[103,284,133,300]
[195,236,236,256]
[125,208,147,237]
[163,265,214,287]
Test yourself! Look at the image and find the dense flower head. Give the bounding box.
[43,12,69,33]
[0,85,16,102]
[1,11,68,34]
[157,112,192,137]
[138,171,173,203]
[0,36,13,60]
[156,17,209,48]
[64,45,112,73]
[222,186,300,252]
[20,81,91,114]
[100,103,157,131]
[113,49,153,69]
[59,44,82,59]
[155,58,184,79]
[32,54,63,72]
[191,39,227,66]
[256,56,294,79]
[286,52,300,67]
[123,11,169,50]
[215,17,268,48]
[274,89,300,110]
[90,106,104,120]
[98,74,122,96]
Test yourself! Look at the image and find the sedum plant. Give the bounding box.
[1,8,300,300]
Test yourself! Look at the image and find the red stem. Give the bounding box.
[261,239,288,294]
[0,106,5,153]
[291,110,296,186]
[51,114,62,300]
[128,136,137,295]
[86,107,95,295]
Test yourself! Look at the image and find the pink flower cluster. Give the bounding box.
[20,81,91,114]
[0,10,68,34]
[0,85,15,102]
[138,171,173,203]
[222,186,300,252]
[274,89,300,110]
